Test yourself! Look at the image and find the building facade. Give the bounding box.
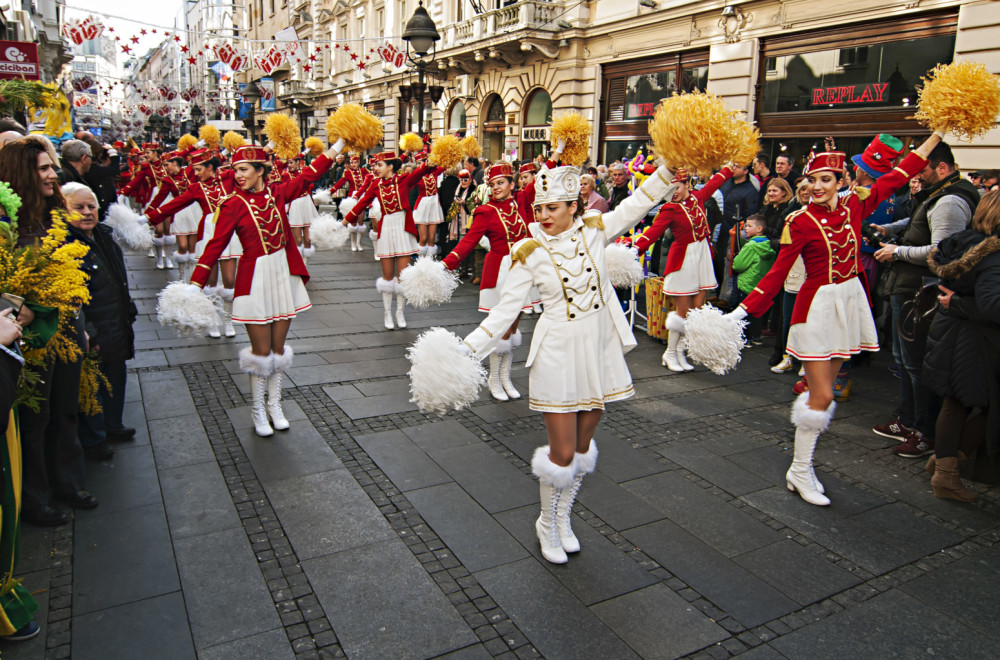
[236,0,998,170]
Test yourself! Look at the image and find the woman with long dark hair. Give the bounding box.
[0,139,92,526]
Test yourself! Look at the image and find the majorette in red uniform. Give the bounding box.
[719,132,939,508]
[332,155,374,252]
[440,160,548,401]
[631,167,733,372]
[411,152,445,255]
[145,152,202,265]
[189,145,334,437]
[145,150,237,297]
[342,150,436,330]
[284,155,319,264]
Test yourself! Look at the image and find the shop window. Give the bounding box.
[448,100,466,132]
[524,89,552,126]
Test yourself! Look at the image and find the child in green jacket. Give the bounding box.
[732,214,776,344]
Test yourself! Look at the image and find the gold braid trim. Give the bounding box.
[853,186,871,201]
[582,212,605,230]
[511,239,541,265]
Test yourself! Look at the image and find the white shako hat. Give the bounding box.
[534,165,581,204]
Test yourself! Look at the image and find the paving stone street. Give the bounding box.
[3,239,1000,660]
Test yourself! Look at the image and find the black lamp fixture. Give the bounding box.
[241,80,262,145]
[190,103,203,126]
[401,1,440,136]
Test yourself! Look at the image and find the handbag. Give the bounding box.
[898,283,939,348]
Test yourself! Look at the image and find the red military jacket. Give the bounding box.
[191,155,332,296]
[119,160,166,198]
[740,152,928,324]
[332,168,372,197]
[416,167,444,198]
[343,162,436,237]
[145,173,237,240]
[633,167,732,275]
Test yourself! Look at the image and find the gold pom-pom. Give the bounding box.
[460,135,482,159]
[305,136,324,156]
[915,60,1000,142]
[222,130,245,153]
[649,92,749,176]
[199,124,221,150]
[400,132,423,153]
[429,135,463,169]
[550,112,592,167]
[733,119,761,167]
[326,103,384,152]
[264,113,302,160]
[176,133,197,151]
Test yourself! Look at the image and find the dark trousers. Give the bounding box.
[730,289,763,339]
[891,294,941,437]
[78,358,128,448]
[935,396,987,459]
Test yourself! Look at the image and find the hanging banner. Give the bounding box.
[259,77,275,112]
[0,41,40,80]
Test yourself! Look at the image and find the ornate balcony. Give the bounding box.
[278,79,316,107]
[443,1,562,49]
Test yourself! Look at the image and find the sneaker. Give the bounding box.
[771,355,794,373]
[888,365,901,379]
[892,430,935,458]
[4,621,40,641]
[798,366,805,377]
[750,336,764,346]
[792,377,809,395]
[873,419,911,440]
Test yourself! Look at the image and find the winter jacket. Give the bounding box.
[924,229,1000,454]
[719,177,761,232]
[66,223,137,363]
[733,236,776,294]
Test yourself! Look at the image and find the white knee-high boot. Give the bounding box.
[267,347,293,430]
[488,337,513,401]
[787,392,833,506]
[240,347,274,437]
[355,225,365,251]
[302,245,315,266]
[220,288,236,337]
[154,236,165,269]
[376,278,395,329]
[532,447,575,564]
[499,330,521,399]
[556,441,598,553]
[163,235,176,269]
[665,312,692,372]
[393,278,407,328]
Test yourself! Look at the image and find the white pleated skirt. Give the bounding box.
[231,251,311,324]
[196,212,243,259]
[288,195,318,228]
[662,239,717,296]
[527,310,634,413]
[787,277,879,361]
[171,201,202,236]
[478,254,541,313]
[375,211,419,259]
[413,194,443,225]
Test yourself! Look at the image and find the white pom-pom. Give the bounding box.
[407,327,486,414]
[339,196,357,219]
[399,256,460,308]
[604,244,644,288]
[478,236,490,251]
[683,304,747,375]
[312,188,332,205]
[156,282,223,336]
[310,213,350,250]
[370,199,382,221]
[369,229,378,243]
[105,203,155,251]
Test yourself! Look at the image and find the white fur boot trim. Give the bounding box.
[303,246,315,257]
[532,446,577,489]
[575,440,599,475]
[790,392,836,433]
[239,347,274,377]
[509,329,522,349]
[666,311,687,334]
[272,346,294,373]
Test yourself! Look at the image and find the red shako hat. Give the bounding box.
[671,168,690,183]
[519,162,536,175]
[231,146,269,165]
[370,151,397,163]
[142,142,159,150]
[803,152,846,176]
[488,162,514,182]
[189,149,214,166]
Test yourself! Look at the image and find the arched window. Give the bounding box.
[522,89,552,160]
[485,95,505,124]
[448,100,467,133]
[481,94,506,162]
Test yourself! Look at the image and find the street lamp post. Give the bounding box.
[190,104,204,130]
[401,1,440,137]
[241,80,262,145]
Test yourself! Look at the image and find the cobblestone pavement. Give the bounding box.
[4,239,1000,660]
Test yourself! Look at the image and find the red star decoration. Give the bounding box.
[122,45,132,54]
[324,45,330,49]
[303,64,311,72]
[140,29,147,35]
[187,56,197,64]
[164,32,170,37]
[309,54,316,61]
[174,35,181,42]
[349,53,358,61]
[114,36,120,41]
[108,27,114,32]
[358,62,366,70]
[130,36,140,44]
[181,45,189,53]
[314,47,322,53]
[151,29,157,33]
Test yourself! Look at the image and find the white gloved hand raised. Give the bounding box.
[554,138,566,155]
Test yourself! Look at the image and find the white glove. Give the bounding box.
[457,342,472,356]
[107,148,118,158]
[724,307,748,322]
[139,214,150,224]
[266,141,276,150]
[184,284,202,295]
[117,194,127,205]
[555,138,566,155]
[331,138,346,154]
[197,139,207,148]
